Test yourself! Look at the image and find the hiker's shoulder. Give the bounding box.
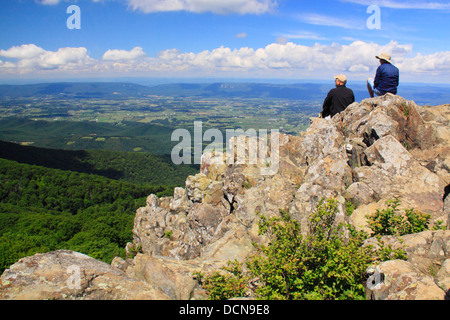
[337,86,353,93]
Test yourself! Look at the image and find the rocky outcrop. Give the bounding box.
[1,94,449,300]
[125,94,449,300]
[364,230,450,299]
[0,250,170,300]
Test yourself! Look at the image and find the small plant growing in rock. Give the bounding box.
[164,230,173,239]
[402,102,410,117]
[242,179,252,189]
[126,244,142,259]
[432,220,446,231]
[345,201,356,216]
[366,198,431,236]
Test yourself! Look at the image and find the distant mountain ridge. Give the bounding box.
[0,82,151,99]
[144,82,332,100]
[0,81,333,100]
[0,81,448,104]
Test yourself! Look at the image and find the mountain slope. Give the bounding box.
[0,157,173,273]
[0,140,198,186]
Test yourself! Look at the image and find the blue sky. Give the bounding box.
[0,0,449,83]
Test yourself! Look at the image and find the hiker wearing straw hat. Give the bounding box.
[367,52,399,98]
[321,74,355,118]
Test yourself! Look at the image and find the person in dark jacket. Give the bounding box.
[367,52,399,97]
[321,74,355,118]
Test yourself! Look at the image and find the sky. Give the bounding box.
[0,0,449,83]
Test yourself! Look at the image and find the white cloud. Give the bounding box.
[278,31,327,41]
[235,32,248,39]
[36,0,61,5]
[396,52,450,74]
[38,47,92,70]
[349,64,370,72]
[0,44,93,73]
[149,40,412,73]
[125,0,278,14]
[297,13,364,30]
[36,0,108,5]
[102,47,146,61]
[1,42,449,82]
[0,44,47,59]
[341,0,450,10]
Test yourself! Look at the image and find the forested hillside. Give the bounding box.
[0,140,198,186]
[0,159,174,273]
[0,136,199,274]
[0,158,181,274]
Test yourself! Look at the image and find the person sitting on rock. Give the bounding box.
[367,52,399,98]
[321,74,355,118]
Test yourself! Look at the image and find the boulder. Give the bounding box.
[354,135,445,218]
[366,259,446,300]
[133,254,204,300]
[0,250,170,300]
[436,259,450,293]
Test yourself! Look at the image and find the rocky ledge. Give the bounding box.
[1,94,449,300]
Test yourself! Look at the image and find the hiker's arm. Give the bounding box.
[322,92,332,118]
[374,67,381,89]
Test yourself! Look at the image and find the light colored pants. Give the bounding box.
[367,78,382,96]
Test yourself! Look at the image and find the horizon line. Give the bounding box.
[1,77,449,87]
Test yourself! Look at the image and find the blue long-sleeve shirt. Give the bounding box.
[374,63,399,95]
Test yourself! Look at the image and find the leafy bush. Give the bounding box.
[196,198,387,300]
[194,260,249,300]
[366,198,432,236]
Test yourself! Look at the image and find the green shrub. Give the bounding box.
[366,198,431,236]
[196,198,382,300]
[194,260,249,300]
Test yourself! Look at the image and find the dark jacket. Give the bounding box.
[322,85,355,118]
[374,63,399,95]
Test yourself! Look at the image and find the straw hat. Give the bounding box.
[376,52,393,64]
[334,74,347,84]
